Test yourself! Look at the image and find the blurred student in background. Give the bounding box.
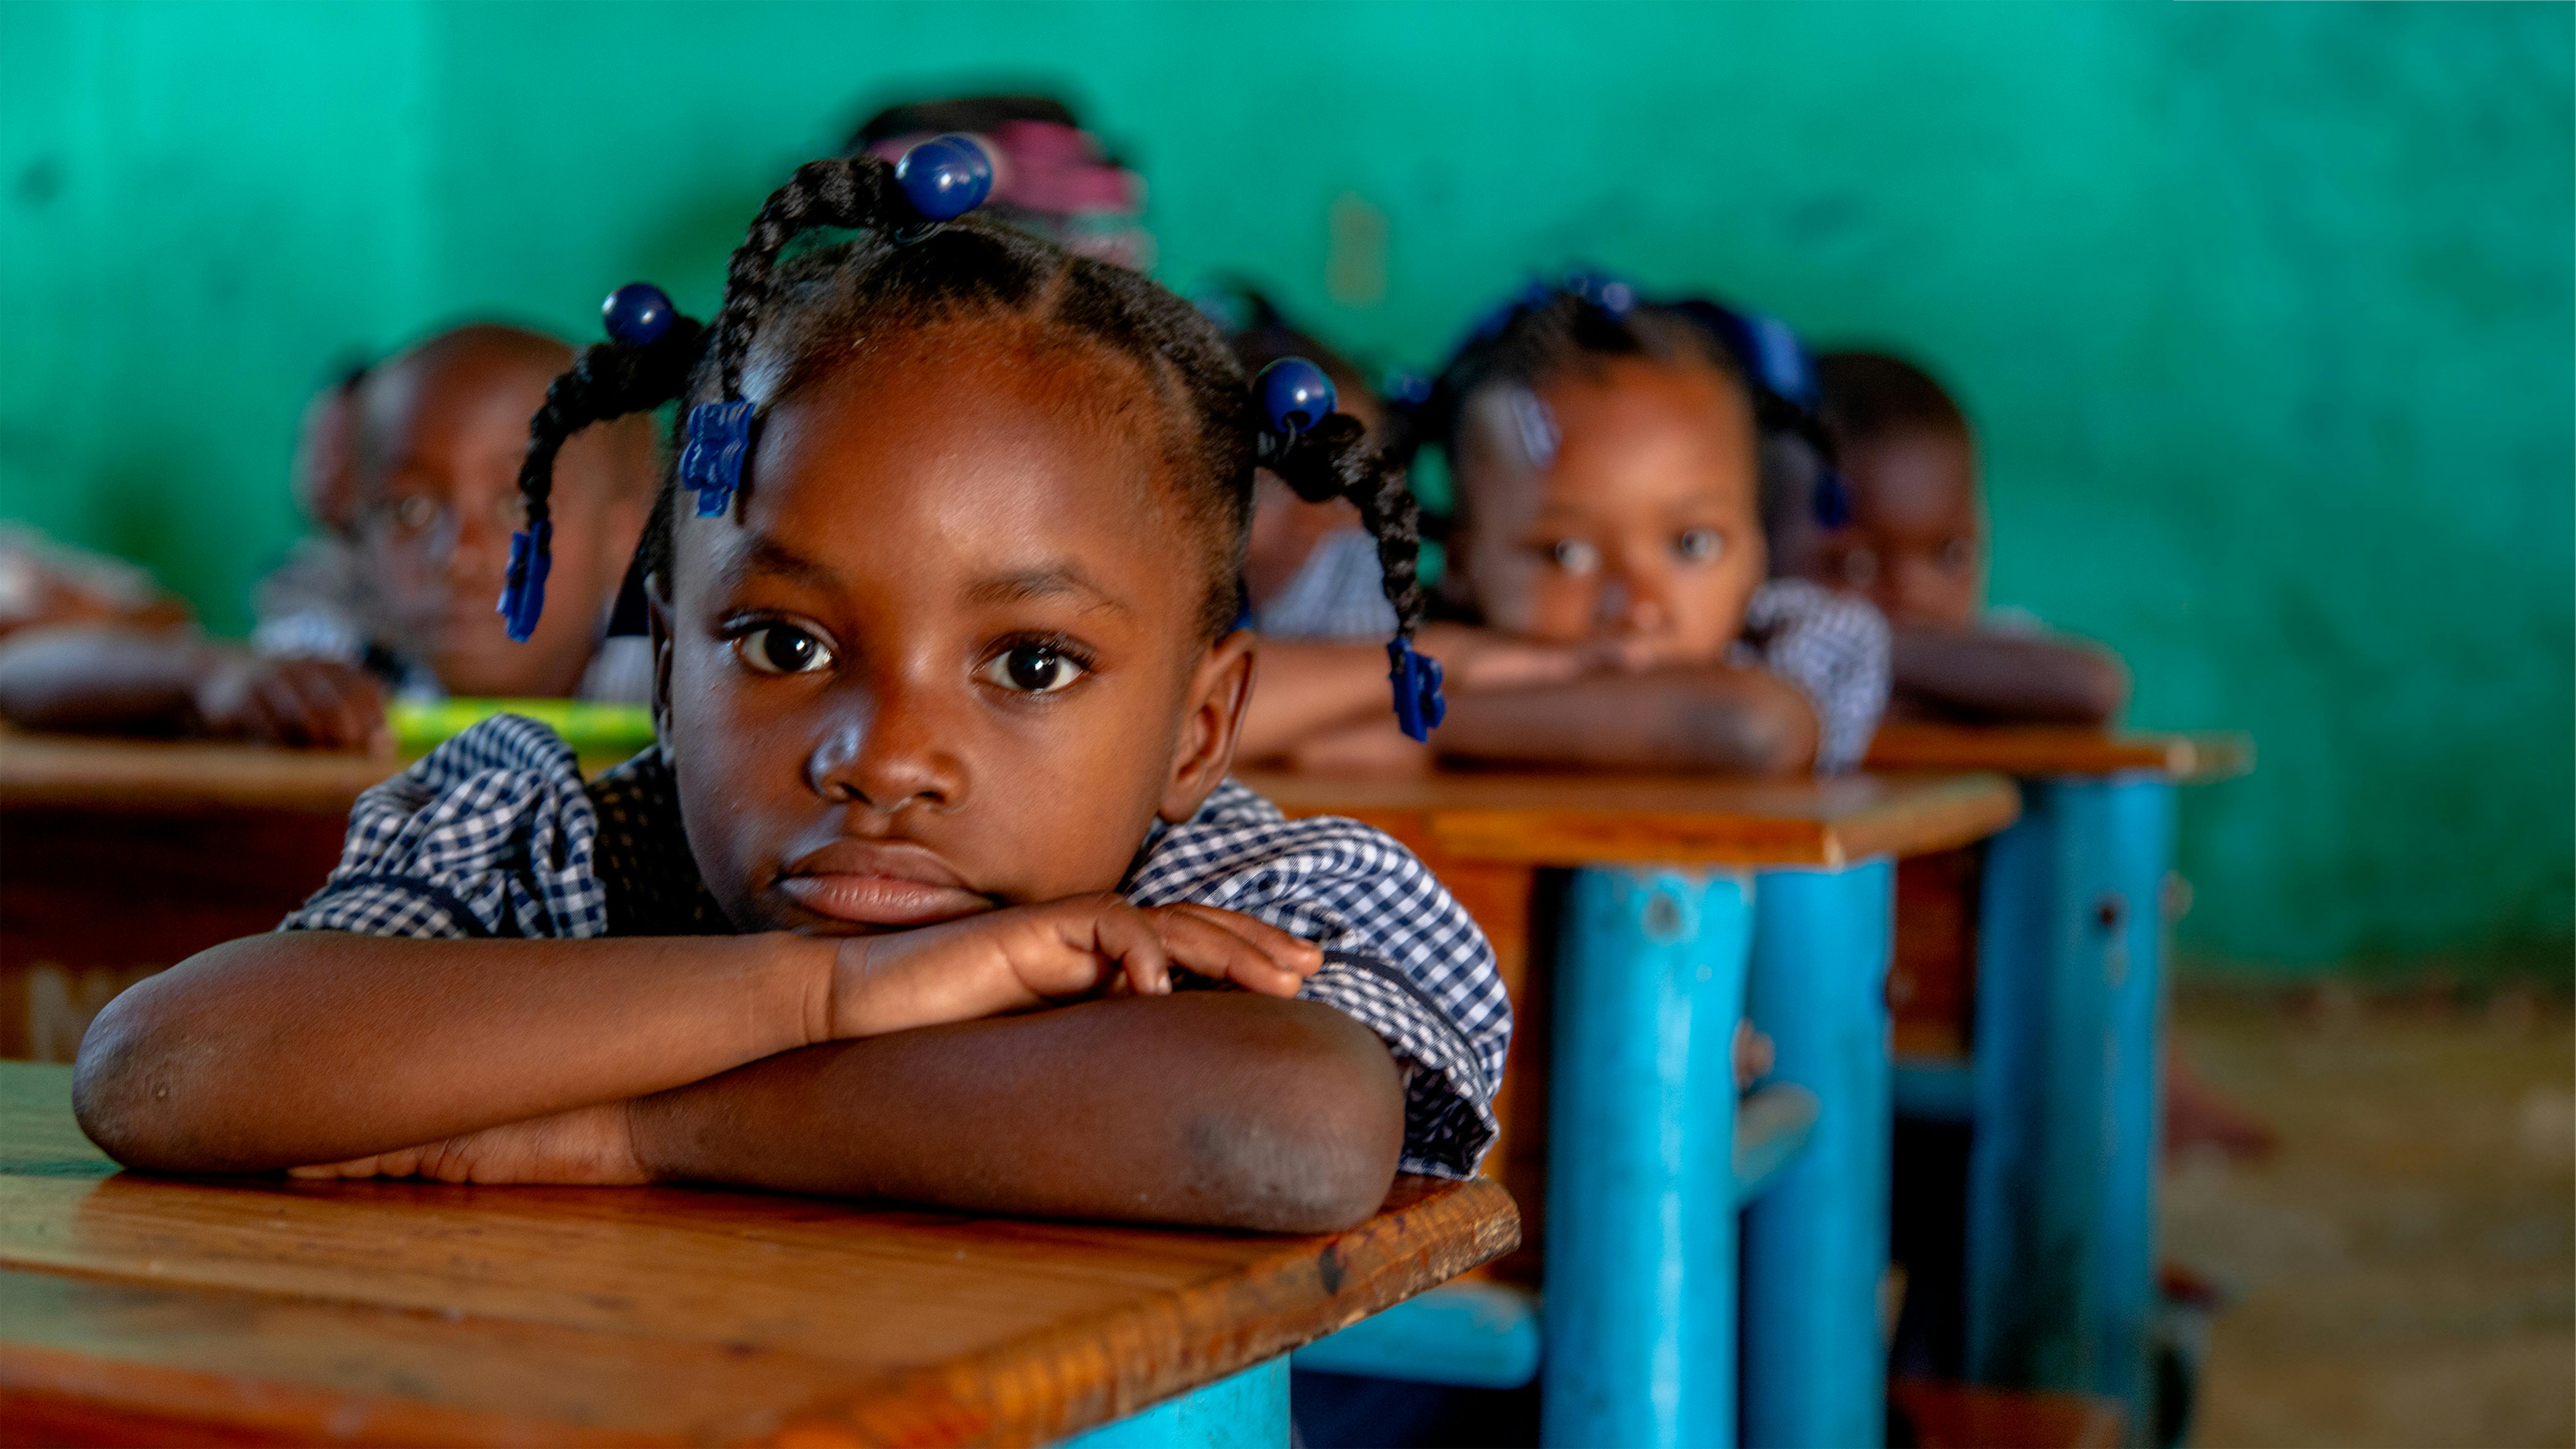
[1211,289,1603,772]
[1802,351,2129,725]
[847,93,1150,271]
[0,325,656,746]
[1245,281,1889,778]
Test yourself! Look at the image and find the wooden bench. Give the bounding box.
[1241,768,2020,1449]
[0,1060,1516,1446]
[1861,722,2250,1438]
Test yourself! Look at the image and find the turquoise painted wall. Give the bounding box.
[4,1,2568,976]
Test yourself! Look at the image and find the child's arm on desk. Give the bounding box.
[75,901,1398,1231]
[0,623,385,748]
[1891,626,2129,724]
[1237,625,1594,762]
[1432,663,1819,774]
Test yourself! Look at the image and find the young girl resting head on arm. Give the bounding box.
[1295,280,1889,775]
[72,142,1508,1235]
[1802,351,2128,724]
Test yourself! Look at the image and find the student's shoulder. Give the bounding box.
[1132,779,1429,890]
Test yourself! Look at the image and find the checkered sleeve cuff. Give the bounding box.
[279,714,609,940]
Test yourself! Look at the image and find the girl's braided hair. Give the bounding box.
[510,151,1424,651]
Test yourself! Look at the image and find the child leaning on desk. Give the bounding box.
[1240,280,1890,778]
[0,326,658,748]
[71,142,1511,1233]
[1786,351,2130,725]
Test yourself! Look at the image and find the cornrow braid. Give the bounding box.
[514,317,708,534]
[705,158,909,397]
[1267,412,1426,642]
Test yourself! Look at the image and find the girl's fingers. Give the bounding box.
[1147,908,1311,999]
[1159,903,1325,979]
[1065,899,1172,998]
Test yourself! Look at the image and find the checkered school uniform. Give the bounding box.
[1254,528,1401,641]
[1732,577,1891,774]
[282,714,1511,1179]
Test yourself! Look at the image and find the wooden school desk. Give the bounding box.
[1861,723,2251,1443]
[0,1060,1517,1447]
[0,731,637,1061]
[1239,768,2021,1449]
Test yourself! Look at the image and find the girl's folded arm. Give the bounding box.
[1435,664,1819,774]
[1891,628,2131,724]
[632,991,1407,1234]
[73,929,836,1175]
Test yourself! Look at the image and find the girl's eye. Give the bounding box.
[1939,537,1975,572]
[394,496,439,532]
[982,642,1086,696]
[1675,527,1725,564]
[735,624,833,675]
[1549,539,1602,575]
[1840,547,1879,586]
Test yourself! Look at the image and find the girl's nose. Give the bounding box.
[1595,573,1669,636]
[805,684,967,814]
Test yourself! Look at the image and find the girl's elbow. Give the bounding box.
[1197,1009,1405,1232]
[70,982,208,1172]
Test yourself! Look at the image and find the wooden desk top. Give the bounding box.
[0,1063,1517,1446]
[1863,722,2253,784]
[1238,769,2020,869]
[0,732,630,815]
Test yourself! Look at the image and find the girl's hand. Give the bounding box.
[828,896,1326,1040]
[286,1100,646,1185]
[195,655,390,752]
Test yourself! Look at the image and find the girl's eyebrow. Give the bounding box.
[968,565,1132,617]
[730,535,841,591]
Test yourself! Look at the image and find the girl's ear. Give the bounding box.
[1157,627,1258,825]
[646,580,675,751]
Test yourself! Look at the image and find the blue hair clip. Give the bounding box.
[680,399,755,517]
[1387,639,1446,742]
[602,282,676,348]
[894,133,994,223]
[497,518,553,642]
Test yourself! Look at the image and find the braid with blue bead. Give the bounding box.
[1254,358,1443,740]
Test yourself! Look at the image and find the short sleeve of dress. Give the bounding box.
[1125,782,1512,1179]
[1739,578,1893,774]
[279,714,608,940]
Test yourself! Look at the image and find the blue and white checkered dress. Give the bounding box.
[282,714,1511,1179]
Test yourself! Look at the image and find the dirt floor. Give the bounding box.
[2163,984,2574,1448]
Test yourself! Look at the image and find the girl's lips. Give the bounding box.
[776,874,992,928]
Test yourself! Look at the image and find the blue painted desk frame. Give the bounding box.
[1891,771,2183,1444]
[1231,770,2018,1449]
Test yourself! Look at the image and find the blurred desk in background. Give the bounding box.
[0,730,631,1062]
[1859,722,2251,1442]
[0,1060,1516,1446]
[1241,767,2019,1449]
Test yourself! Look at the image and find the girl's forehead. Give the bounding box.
[681,342,1196,601]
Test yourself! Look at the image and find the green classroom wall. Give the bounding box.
[4,1,2568,978]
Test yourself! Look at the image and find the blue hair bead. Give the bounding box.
[1256,357,1337,437]
[497,519,553,642]
[680,399,756,517]
[895,133,994,222]
[601,282,676,348]
[1386,639,1446,742]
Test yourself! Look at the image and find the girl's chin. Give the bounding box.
[773,874,993,929]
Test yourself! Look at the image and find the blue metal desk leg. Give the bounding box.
[1058,1357,1290,1448]
[1740,860,1896,1449]
[1543,868,1754,1449]
[1964,776,2174,1442]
